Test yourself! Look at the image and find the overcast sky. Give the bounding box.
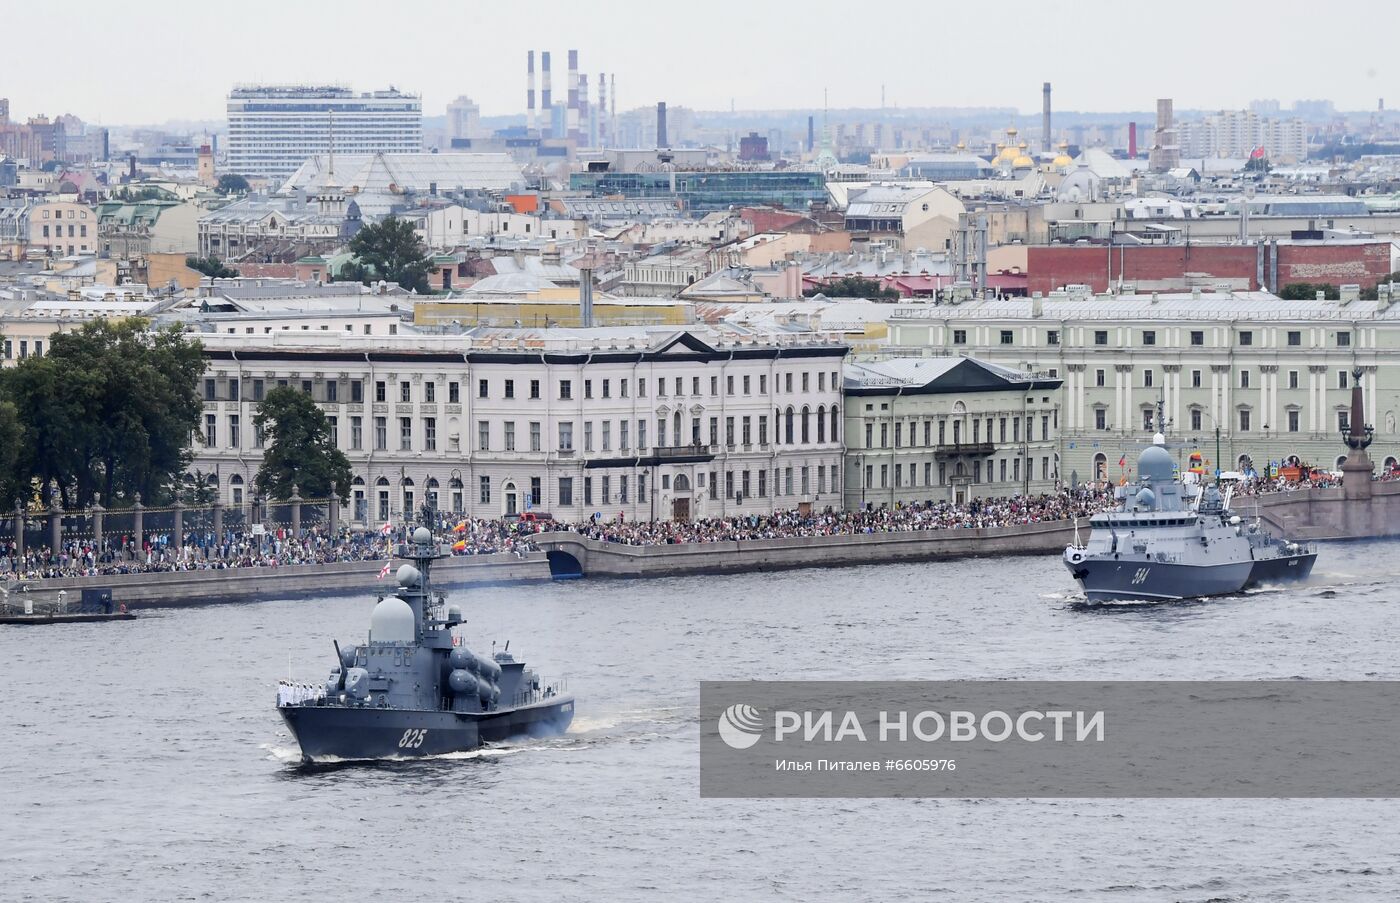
[8,0,1396,124]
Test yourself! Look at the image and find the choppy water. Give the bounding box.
[5,541,1400,902]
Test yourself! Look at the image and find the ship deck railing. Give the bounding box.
[512,679,568,709]
[276,680,327,707]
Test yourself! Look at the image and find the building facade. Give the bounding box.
[225,86,422,179]
[0,198,97,258]
[886,289,1400,483]
[191,328,847,525]
[843,357,1063,508]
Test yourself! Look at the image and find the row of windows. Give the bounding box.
[1087,368,1359,391]
[956,328,1353,348]
[476,370,840,401]
[861,414,1056,449]
[204,377,456,405]
[862,456,1055,489]
[1090,407,1347,434]
[1,339,43,360]
[40,224,86,238]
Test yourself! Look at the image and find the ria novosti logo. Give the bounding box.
[717,703,764,749]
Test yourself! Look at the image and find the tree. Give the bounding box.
[804,276,900,301]
[1278,282,1339,301]
[252,387,352,500]
[343,216,431,293]
[216,173,250,196]
[3,319,204,508]
[186,255,239,279]
[0,383,24,507]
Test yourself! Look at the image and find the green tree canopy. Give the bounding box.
[804,276,900,301]
[216,173,251,195]
[252,386,352,501]
[186,255,239,279]
[342,216,431,293]
[1,319,204,508]
[0,386,23,507]
[1278,282,1339,301]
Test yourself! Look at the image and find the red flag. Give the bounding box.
[377,560,392,580]
[1249,146,1266,160]
[1118,455,1126,467]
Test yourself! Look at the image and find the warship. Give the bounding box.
[277,527,573,762]
[1063,439,1317,602]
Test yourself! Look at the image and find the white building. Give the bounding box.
[1177,110,1308,163]
[191,327,848,524]
[226,85,422,179]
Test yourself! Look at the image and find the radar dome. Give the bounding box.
[370,596,415,643]
[1134,487,1156,509]
[1138,445,1174,483]
[413,526,432,545]
[396,564,421,587]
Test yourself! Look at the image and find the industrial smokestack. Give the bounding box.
[567,49,580,143]
[1042,82,1052,153]
[541,51,553,137]
[807,115,815,152]
[580,267,594,328]
[579,73,590,146]
[527,51,537,132]
[609,75,616,145]
[597,72,608,149]
[1128,122,1138,158]
[657,101,668,149]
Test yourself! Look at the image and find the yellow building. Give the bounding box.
[415,275,693,329]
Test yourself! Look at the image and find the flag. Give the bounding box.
[1118,455,1126,467]
[1249,146,1266,160]
[452,521,467,534]
[377,560,392,580]
[452,540,467,552]
[379,521,393,535]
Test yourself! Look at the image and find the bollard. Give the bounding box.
[328,489,340,536]
[50,500,63,554]
[290,485,302,538]
[173,500,184,550]
[132,493,144,561]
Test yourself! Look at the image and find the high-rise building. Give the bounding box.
[225,85,422,179]
[446,96,482,141]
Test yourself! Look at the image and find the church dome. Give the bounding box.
[1012,154,1035,168]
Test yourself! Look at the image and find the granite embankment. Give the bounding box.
[533,521,1076,579]
[9,553,549,609]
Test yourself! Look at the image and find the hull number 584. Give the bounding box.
[398,729,428,749]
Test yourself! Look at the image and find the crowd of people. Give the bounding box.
[563,489,1116,546]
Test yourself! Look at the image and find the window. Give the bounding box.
[529,379,540,400]
[325,381,338,403]
[952,329,967,344]
[204,378,216,401]
[1095,369,1106,387]
[1287,331,1301,347]
[1143,370,1154,388]
[1142,330,1156,345]
[1288,370,1299,390]
[559,478,573,506]
[400,381,411,403]
[584,477,593,506]
[1337,332,1351,347]
[375,381,386,403]
[559,422,573,450]
[449,381,461,403]
[1240,370,1250,389]
[229,379,241,402]
[560,380,572,400]
[351,416,363,450]
[1094,409,1107,430]
[1191,370,1202,388]
[424,382,434,404]
[801,372,810,392]
[1339,370,1349,389]
[1239,409,1251,432]
[399,418,412,450]
[478,379,489,399]
[1191,330,1204,346]
[1000,330,1014,345]
[692,377,700,395]
[584,422,594,452]
[658,378,666,398]
[1094,330,1108,345]
[301,380,313,396]
[727,375,735,396]
[1190,409,1202,431]
[204,414,216,448]
[253,378,265,402]
[785,373,793,393]
[759,374,767,394]
[584,379,593,399]
[478,421,490,451]
[1238,331,1253,346]
[375,417,387,450]
[1142,409,1154,431]
[479,476,491,504]
[709,376,718,396]
[530,421,541,452]
[675,377,683,396]
[424,418,436,451]
[602,379,611,398]
[1339,411,1350,432]
[1287,410,1300,432]
[725,416,735,446]
[1047,330,1059,345]
[743,375,751,395]
[504,421,516,451]
[742,416,752,445]
[530,477,542,507]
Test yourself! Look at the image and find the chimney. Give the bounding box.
[579,267,595,327]
[657,101,668,148]
[1042,82,1052,153]
[128,153,136,180]
[579,73,590,145]
[597,72,608,149]
[609,75,616,143]
[541,51,553,137]
[527,51,537,133]
[1128,122,1138,158]
[807,115,815,152]
[567,49,580,143]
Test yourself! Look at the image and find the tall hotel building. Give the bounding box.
[225,85,422,179]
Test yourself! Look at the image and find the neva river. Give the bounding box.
[6,541,1400,902]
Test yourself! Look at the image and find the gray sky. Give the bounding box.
[8,0,1397,124]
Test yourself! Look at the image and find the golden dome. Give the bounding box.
[1012,154,1034,168]
[955,141,966,150]
[1006,126,1019,137]
[1052,141,1073,168]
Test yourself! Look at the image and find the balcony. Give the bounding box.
[934,442,996,459]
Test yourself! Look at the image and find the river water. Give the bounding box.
[5,541,1400,902]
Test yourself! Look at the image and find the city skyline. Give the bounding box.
[5,0,1396,126]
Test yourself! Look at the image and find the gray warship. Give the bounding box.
[1063,441,1316,602]
[277,527,573,762]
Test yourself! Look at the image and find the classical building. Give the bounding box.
[225,85,422,180]
[843,357,1062,508]
[886,287,1400,482]
[190,327,847,524]
[0,198,97,258]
